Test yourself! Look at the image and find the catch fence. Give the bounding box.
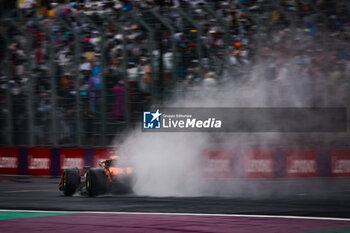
[0,1,348,147]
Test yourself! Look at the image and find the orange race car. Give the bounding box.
[59,157,133,197]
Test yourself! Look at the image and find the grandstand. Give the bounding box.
[0,0,349,147]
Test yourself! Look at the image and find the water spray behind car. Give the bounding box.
[115,31,344,197]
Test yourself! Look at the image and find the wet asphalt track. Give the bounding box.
[0,176,349,218]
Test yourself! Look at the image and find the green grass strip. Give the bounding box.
[0,211,76,220]
[303,227,350,233]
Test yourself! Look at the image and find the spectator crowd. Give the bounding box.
[0,0,349,146]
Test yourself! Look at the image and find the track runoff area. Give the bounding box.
[0,210,349,233]
[0,178,349,233]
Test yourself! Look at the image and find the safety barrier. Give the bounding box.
[0,147,349,178]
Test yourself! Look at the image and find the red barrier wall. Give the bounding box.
[27,148,51,176]
[60,148,85,175]
[1,147,350,178]
[244,149,274,178]
[93,149,116,167]
[286,150,318,177]
[331,150,350,177]
[204,149,233,178]
[0,147,19,175]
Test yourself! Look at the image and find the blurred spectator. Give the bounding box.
[137,57,152,94]
[112,80,125,120]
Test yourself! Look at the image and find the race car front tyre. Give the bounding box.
[86,168,107,197]
[61,168,80,196]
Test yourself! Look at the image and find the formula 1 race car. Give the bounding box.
[59,157,133,197]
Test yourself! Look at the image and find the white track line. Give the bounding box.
[0,209,349,222]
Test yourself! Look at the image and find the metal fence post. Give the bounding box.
[305,0,330,106]
[81,14,107,146]
[58,17,82,147]
[176,8,203,80]
[35,20,58,147]
[271,0,296,56]
[104,14,130,128]
[237,2,262,64]
[130,11,156,106]
[8,20,34,147]
[150,8,177,92]
[203,5,231,74]
[0,29,13,146]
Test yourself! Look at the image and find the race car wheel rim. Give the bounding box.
[63,173,66,189]
[86,174,90,190]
